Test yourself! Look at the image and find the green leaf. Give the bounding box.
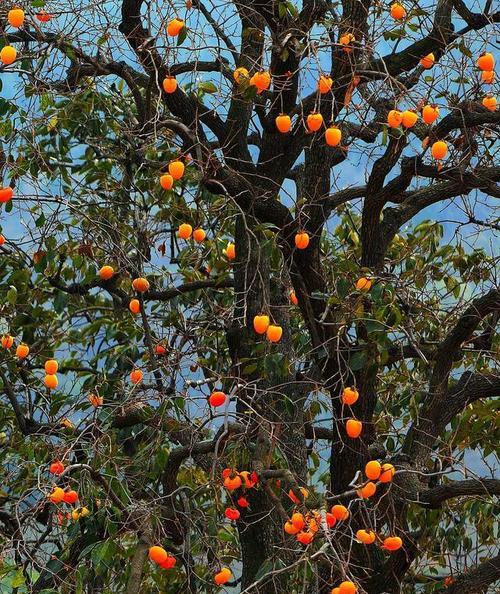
[177,26,188,46]
[6,286,17,305]
[350,350,367,371]
[198,81,218,94]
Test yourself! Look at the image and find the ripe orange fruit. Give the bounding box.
[401,110,418,128]
[130,369,143,384]
[132,277,150,292]
[357,481,376,498]
[289,290,298,305]
[149,545,168,564]
[339,33,355,52]
[44,374,58,389]
[233,67,249,84]
[15,343,29,359]
[482,95,497,111]
[63,490,78,504]
[1,335,14,349]
[296,531,314,545]
[0,234,5,245]
[387,109,403,128]
[288,487,309,503]
[167,18,184,36]
[168,160,185,180]
[0,187,13,202]
[476,52,494,71]
[331,504,349,521]
[36,11,52,22]
[284,521,300,534]
[422,104,439,124]
[383,536,403,551]
[159,556,176,569]
[420,53,435,69]
[295,231,310,249]
[45,359,58,374]
[431,140,448,160]
[276,114,291,133]
[346,419,362,438]
[325,512,337,528]
[0,46,17,65]
[325,126,342,146]
[379,463,395,483]
[253,314,270,335]
[178,223,193,240]
[307,112,324,132]
[209,391,226,407]
[224,242,236,260]
[49,460,65,475]
[224,474,242,490]
[155,344,166,355]
[318,75,333,94]
[331,589,340,594]
[356,277,372,292]
[481,70,495,84]
[162,76,177,93]
[88,393,103,407]
[250,71,271,93]
[390,3,405,20]
[339,581,357,594]
[160,174,174,190]
[266,324,283,343]
[342,387,359,405]
[8,8,25,27]
[365,460,382,480]
[237,496,249,507]
[129,299,140,314]
[356,529,376,544]
[238,469,257,489]
[214,568,232,585]
[49,487,65,504]
[225,507,240,521]
[291,512,305,530]
[99,265,114,280]
[193,228,206,242]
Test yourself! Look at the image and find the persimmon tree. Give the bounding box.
[0,1,499,593]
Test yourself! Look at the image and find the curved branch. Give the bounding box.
[418,479,500,508]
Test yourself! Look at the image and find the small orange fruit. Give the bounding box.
[159,556,176,569]
[233,67,249,84]
[379,463,395,483]
[325,126,342,147]
[339,33,355,52]
[49,487,65,504]
[225,507,240,521]
[276,114,291,133]
[224,474,242,490]
[1,335,14,349]
[224,242,236,261]
[49,460,65,475]
[237,496,249,507]
[155,344,166,355]
[214,568,232,585]
[476,52,494,71]
[209,391,226,407]
[383,536,403,551]
[167,18,184,36]
[36,11,52,22]
[296,531,314,545]
[99,265,114,280]
[307,112,324,132]
[390,3,405,20]
[253,315,270,335]
[250,71,271,92]
[331,589,340,594]
[431,140,448,160]
[0,187,13,203]
[16,343,29,359]
[63,490,78,504]
[8,8,25,28]
[162,76,177,93]
[284,521,300,535]
[356,277,372,292]
[0,46,17,65]
[193,228,206,242]
[130,369,143,384]
[295,232,310,249]
[291,512,305,530]
[132,277,150,292]
[339,581,357,594]
[365,460,382,480]
[289,290,298,305]
[44,374,58,389]
[325,513,336,528]
[387,109,403,128]
[160,174,174,190]
[168,160,185,180]
[178,223,193,240]
[0,234,5,245]
[88,393,103,407]
[149,546,168,564]
[266,324,283,343]
[288,487,309,503]
[481,70,495,84]
[342,387,359,405]
[331,504,349,521]
[422,104,439,124]
[420,53,435,69]
[129,299,140,314]
[401,110,418,128]
[45,359,58,374]
[482,95,497,111]
[356,529,376,544]
[318,75,333,94]
[346,419,362,438]
[357,481,377,498]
